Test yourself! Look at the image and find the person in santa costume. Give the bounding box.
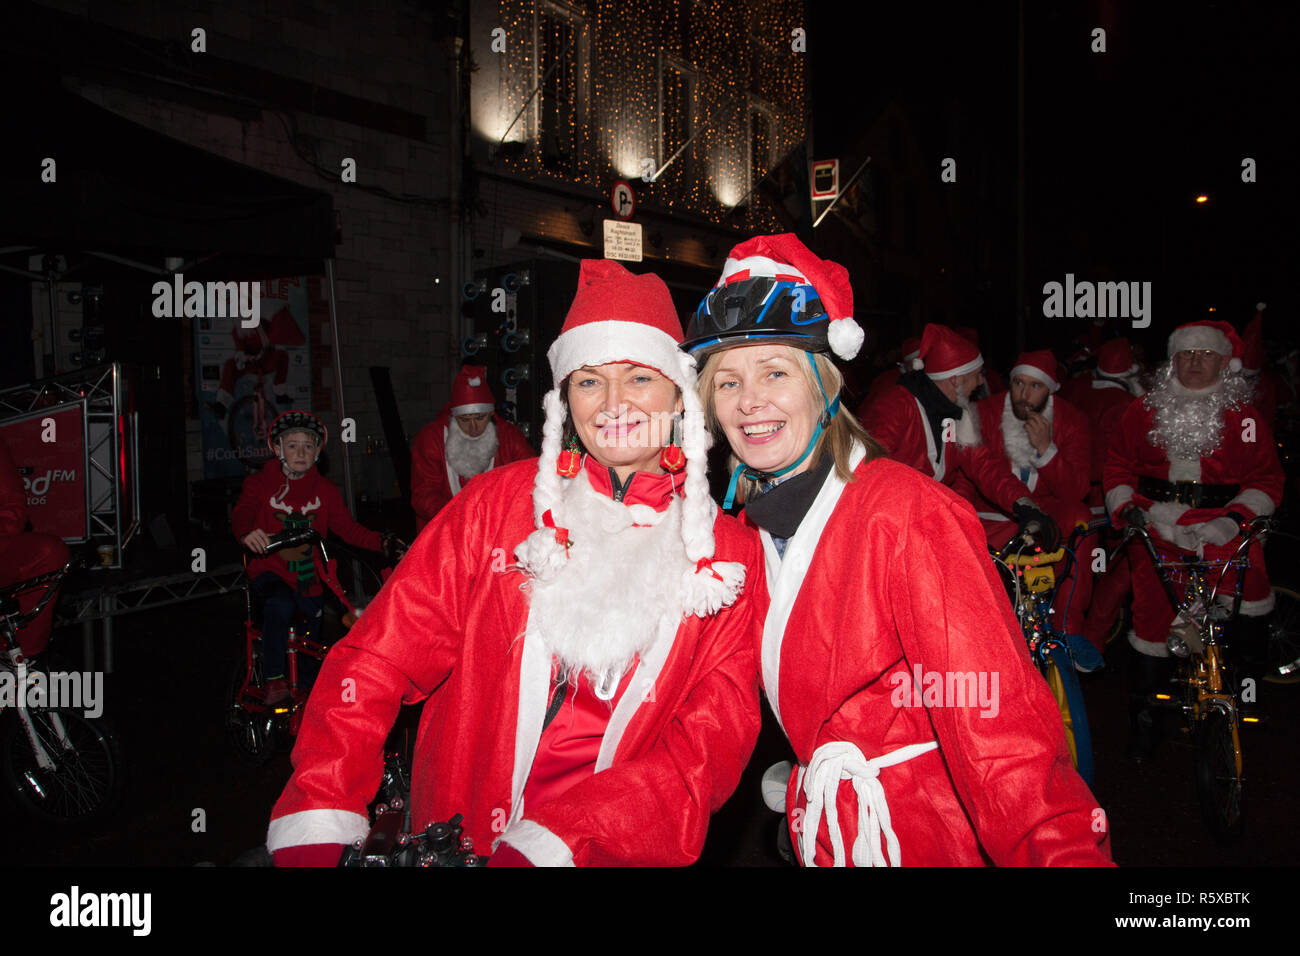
[267,259,761,866]
[232,411,397,705]
[954,351,1100,667]
[1072,338,1144,652]
[212,324,291,418]
[1104,320,1284,758]
[409,365,534,532]
[685,233,1110,866]
[861,322,1063,556]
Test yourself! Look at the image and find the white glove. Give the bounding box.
[1146,501,1199,551]
[1193,516,1240,548]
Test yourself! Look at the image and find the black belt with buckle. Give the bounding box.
[1138,476,1239,509]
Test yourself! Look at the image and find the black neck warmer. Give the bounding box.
[743,453,836,540]
[899,369,963,465]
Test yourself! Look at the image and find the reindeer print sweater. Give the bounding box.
[232,458,382,595]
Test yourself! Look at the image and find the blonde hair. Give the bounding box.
[697,345,883,504]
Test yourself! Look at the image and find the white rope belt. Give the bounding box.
[796,739,939,867]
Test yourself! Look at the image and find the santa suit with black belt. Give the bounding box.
[1104,322,1283,658]
[749,449,1111,866]
[410,369,534,532]
[269,259,760,866]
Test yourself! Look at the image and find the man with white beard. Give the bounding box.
[410,365,534,531]
[862,323,1061,554]
[1105,320,1284,758]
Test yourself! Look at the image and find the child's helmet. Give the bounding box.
[267,410,327,454]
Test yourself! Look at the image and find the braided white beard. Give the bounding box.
[445,420,498,478]
[1145,364,1250,461]
[523,473,689,696]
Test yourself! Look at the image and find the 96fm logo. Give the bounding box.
[23,468,77,505]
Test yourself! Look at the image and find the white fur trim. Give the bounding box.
[913,396,945,481]
[1228,358,1243,372]
[506,622,552,833]
[1237,591,1276,616]
[681,560,746,617]
[1010,363,1059,392]
[450,402,493,415]
[718,255,809,286]
[1128,628,1170,658]
[1168,325,1231,358]
[1105,483,1135,518]
[266,809,370,852]
[1228,487,1275,518]
[547,321,686,389]
[760,442,867,731]
[827,317,865,360]
[925,353,983,380]
[497,820,575,867]
[1036,442,1059,468]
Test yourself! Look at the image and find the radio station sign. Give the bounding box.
[0,402,90,541]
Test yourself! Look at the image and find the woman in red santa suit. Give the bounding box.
[685,233,1111,866]
[268,259,762,866]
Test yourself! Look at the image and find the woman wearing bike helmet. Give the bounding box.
[684,233,1111,866]
[231,410,387,705]
[269,260,763,866]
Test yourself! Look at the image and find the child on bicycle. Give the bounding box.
[232,411,393,704]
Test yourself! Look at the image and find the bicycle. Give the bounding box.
[225,527,373,766]
[0,557,124,825]
[990,520,1105,789]
[1108,512,1287,843]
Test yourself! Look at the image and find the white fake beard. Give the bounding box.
[1001,394,1051,473]
[952,390,981,448]
[524,474,690,696]
[445,420,498,478]
[1145,364,1251,462]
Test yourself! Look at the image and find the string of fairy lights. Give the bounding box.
[484,0,806,226]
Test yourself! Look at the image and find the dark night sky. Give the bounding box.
[808,0,1299,350]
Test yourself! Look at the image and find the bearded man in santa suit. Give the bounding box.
[410,365,534,532]
[1105,320,1283,758]
[955,351,1099,664]
[862,323,1062,555]
[268,259,763,866]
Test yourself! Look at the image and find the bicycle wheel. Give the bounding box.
[1194,710,1245,843]
[224,658,277,767]
[1042,646,1095,789]
[1,708,123,825]
[1265,584,1300,683]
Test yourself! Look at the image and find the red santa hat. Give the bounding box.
[449,365,495,416]
[912,323,983,379]
[1241,304,1265,372]
[900,336,921,363]
[713,233,865,360]
[1166,320,1244,373]
[1096,338,1138,377]
[1009,350,1061,393]
[516,259,742,617]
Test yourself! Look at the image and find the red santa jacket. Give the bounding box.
[267,458,763,866]
[750,448,1111,866]
[1103,397,1283,526]
[410,408,534,530]
[955,391,1091,519]
[231,458,382,595]
[861,383,1031,514]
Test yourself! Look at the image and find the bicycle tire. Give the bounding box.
[224,658,277,767]
[1265,584,1300,683]
[1042,646,1096,789]
[0,708,123,825]
[1194,709,1245,843]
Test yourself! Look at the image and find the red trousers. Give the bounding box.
[0,533,70,657]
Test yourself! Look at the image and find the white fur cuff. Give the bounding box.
[497,819,575,867]
[267,809,370,852]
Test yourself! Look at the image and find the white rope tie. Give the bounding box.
[796,740,939,867]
